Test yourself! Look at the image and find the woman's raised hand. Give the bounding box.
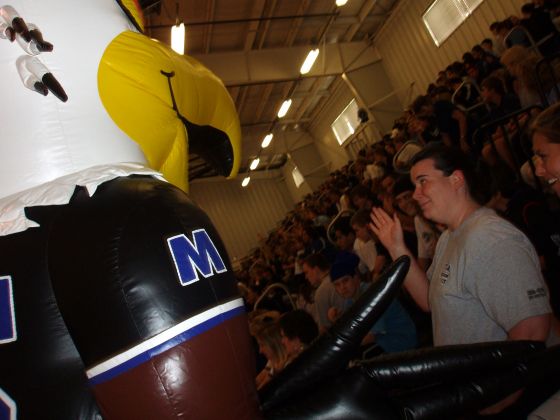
[369,207,406,258]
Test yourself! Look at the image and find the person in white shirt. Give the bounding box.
[350,209,387,281]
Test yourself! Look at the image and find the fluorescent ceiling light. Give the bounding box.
[171,22,185,54]
[261,133,273,148]
[277,99,292,118]
[336,0,348,6]
[300,48,319,74]
[250,158,260,170]
[241,176,250,187]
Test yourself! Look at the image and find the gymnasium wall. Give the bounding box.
[375,0,526,103]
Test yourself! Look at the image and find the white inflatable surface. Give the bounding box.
[0,0,147,201]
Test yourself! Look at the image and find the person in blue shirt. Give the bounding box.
[327,251,418,354]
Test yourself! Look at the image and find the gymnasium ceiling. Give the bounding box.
[140,0,400,180]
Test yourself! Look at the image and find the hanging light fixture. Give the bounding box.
[171,22,185,54]
[300,48,319,74]
[261,133,273,148]
[241,176,251,187]
[277,99,292,118]
[171,2,185,54]
[250,158,260,170]
[336,0,348,6]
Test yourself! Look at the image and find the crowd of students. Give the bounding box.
[237,1,560,416]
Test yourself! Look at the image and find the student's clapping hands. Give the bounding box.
[369,207,406,258]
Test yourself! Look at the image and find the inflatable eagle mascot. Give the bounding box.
[0,1,559,419]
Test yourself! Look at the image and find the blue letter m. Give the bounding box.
[0,276,16,344]
[167,229,227,286]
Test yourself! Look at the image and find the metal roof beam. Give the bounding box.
[192,41,381,86]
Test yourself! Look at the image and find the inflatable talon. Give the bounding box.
[28,25,52,52]
[42,72,67,101]
[32,80,47,95]
[0,6,28,41]
[12,21,52,55]
[0,6,52,54]
[11,16,28,40]
[0,21,14,41]
[15,55,67,101]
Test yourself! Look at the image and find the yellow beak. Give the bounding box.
[98,30,241,191]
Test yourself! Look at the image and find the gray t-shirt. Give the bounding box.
[427,207,551,345]
[313,275,346,330]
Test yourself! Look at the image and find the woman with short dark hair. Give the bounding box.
[370,143,554,414]
[371,142,553,338]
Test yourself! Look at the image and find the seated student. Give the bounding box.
[327,251,417,354]
[391,177,439,347]
[349,184,378,211]
[411,91,471,154]
[498,18,534,49]
[301,222,333,260]
[478,72,531,170]
[500,45,560,108]
[450,72,481,109]
[481,38,500,58]
[390,176,420,259]
[392,128,425,174]
[278,309,319,364]
[490,21,507,55]
[332,216,357,252]
[463,53,486,87]
[378,172,397,214]
[473,43,502,75]
[521,2,560,57]
[392,176,439,271]
[362,146,388,183]
[248,310,281,373]
[480,75,521,120]
[351,209,388,282]
[301,253,346,333]
[252,315,288,390]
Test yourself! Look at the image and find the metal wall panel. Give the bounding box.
[189,174,294,263]
[376,0,525,104]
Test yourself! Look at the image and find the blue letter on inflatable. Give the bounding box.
[0,276,16,344]
[167,229,227,286]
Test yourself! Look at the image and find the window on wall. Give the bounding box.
[292,166,304,188]
[423,0,484,47]
[331,98,360,146]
